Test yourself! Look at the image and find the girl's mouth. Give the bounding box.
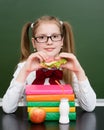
[44,48,54,52]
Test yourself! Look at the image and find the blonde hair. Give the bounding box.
[20,15,75,84]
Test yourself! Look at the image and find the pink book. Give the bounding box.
[25,85,73,95]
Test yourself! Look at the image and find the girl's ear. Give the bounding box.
[31,38,36,48]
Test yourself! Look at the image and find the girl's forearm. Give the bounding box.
[74,68,87,81]
[16,67,30,83]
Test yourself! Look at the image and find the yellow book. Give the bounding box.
[28,106,76,113]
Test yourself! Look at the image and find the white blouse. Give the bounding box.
[2,62,96,113]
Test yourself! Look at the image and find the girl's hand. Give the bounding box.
[24,51,48,73]
[56,52,87,80]
[16,51,49,83]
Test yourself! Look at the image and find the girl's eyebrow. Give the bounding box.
[35,32,61,36]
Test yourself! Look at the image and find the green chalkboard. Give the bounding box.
[0,0,104,98]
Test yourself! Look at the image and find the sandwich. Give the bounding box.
[41,58,67,69]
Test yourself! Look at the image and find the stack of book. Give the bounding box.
[25,85,76,121]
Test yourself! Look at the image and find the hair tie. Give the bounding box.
[31,23,34,28]
[60,21,63,25]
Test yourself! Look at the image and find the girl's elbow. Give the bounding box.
[85,104,96,112]
[83,96,96,112]
[2,104,17,114]
[2,100,17,114]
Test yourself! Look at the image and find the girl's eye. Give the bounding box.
[35,35,47,43]
[53,35,58,38]
[38,36,46,40]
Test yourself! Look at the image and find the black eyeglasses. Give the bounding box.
[34,34,63,43]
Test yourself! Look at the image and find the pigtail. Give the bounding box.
[62,22,75,85]
[62,22,75,54]
[20,22,32,61]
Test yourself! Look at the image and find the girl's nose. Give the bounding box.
[46,37,53,45]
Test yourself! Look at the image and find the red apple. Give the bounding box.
[29,107,46,123]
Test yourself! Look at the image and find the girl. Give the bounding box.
[2,16,96,113]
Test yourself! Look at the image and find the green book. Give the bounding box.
[27,101,75,107]
[28,112,76,121]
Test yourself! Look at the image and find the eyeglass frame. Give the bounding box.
[34,34,63,43]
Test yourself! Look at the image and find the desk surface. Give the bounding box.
[0,107,104,130]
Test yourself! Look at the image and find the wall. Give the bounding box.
[0,0,104,98]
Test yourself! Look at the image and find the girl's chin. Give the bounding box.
[45,51,59,58]
[46,54,57,59]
